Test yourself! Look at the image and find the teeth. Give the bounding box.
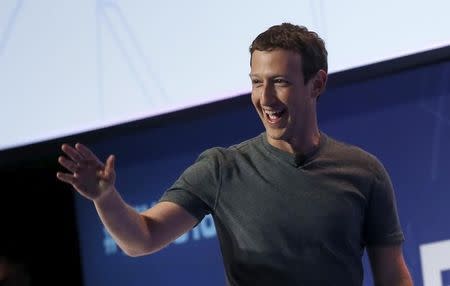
[263,108,284,122]
[263,109,283,115]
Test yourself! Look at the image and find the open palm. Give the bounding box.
[57,143,116,201]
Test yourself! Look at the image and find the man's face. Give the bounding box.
[250,49,318,145]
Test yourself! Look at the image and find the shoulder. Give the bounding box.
[229,134,262,153]
[202,134,262,155]
[322,134,388,177]
[197,134,263,166]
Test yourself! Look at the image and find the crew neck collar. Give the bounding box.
[260,131,328,168]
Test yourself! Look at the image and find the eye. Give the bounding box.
[251,78,262,86]
[273,78,289,85]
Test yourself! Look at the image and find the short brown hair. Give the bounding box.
[249,23,328,84]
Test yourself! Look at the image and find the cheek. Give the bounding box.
[250,92,259,108]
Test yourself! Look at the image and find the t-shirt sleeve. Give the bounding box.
[363,159,405,246]
[158,148,222,222]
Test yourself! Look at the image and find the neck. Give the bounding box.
[267,124,321,155]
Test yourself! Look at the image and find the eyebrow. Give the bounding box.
[249,73,287,78]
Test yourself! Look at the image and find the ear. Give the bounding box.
[311,69,327,98]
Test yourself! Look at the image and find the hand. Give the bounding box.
[56,143,116,202]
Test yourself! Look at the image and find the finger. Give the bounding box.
[58,156,78,173]
[57,172,86,194]
[104,155,115,177]
[56,172,76,184]
[75,143,101,162]
[61,144,84,162]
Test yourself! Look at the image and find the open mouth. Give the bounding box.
[263,108,285,124]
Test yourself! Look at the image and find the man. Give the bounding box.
[57,23,413,285]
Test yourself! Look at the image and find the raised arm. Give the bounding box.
[56,143,197,257]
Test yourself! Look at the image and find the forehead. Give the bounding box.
[250,49,302,77]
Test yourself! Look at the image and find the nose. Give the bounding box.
[260,82,276,106]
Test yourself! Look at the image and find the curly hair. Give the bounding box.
[249,23,328,84]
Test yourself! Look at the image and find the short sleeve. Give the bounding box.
[158,148,222,222]
[363,160,405,246]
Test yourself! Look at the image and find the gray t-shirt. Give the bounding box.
[159,132,404,286]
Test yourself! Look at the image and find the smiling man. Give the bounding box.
[57,23,413,285]
[250,47,324,155]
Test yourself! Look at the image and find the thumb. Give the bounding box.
[104,155,115,176]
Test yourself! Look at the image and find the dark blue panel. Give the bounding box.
[442,270,450,285]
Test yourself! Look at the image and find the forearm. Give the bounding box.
[369,244,414,286]
[94,187,152,257]
[397,272,414,286]
[373,264,413,286]
[397,277,414,286]
[375,277,413,286]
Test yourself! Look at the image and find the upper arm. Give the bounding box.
[367,244,413,286]
[138,149,221,255]
[363,159,404,245]
[140,201,198,254]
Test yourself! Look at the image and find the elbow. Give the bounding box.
[120,242,155,257]
[122,248,144,257]
[122,247,151,257]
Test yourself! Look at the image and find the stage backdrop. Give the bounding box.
[74,58,450,286]
[2,0,450,151]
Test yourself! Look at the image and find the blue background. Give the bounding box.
[75,59,450,285]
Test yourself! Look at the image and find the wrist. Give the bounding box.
[93,185,117,206]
